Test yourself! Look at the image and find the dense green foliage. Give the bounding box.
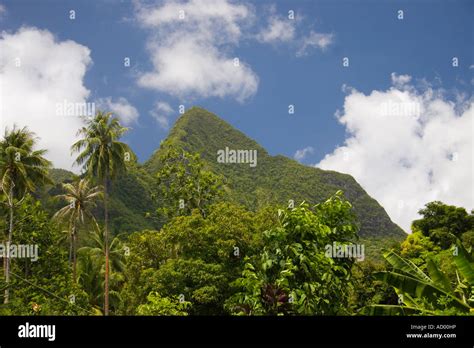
[0,196,91,315]
[137,292,191,316]
[227,192,358,315]
[412,201,474,249]
[1,107,472,317]
[119,202,262,315]
[0,126,52,304]
[155,144,223,222]
[363,201,474,315]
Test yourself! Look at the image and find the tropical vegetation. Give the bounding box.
[0,107,472,316]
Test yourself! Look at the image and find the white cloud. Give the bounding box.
[391,72,412,87]
[0,27,92,171]
[294,146,314,161]
[296,31,334,57]
[257,16,295,43]
[0,4,6,17]
[96,97,139,125]
[256,7,332,57]
[150,102,174,129]
[135,0,259,102]
[317,75,473,232]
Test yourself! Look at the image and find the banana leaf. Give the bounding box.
[383,250,431,282]
[453,240,474,286]
[373,271,470,311]
[427,258,452,292]
[394,288,422,308]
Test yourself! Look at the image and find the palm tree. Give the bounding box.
[53,178,102,283]
[0,126,51,304]
[77,228,126,313]
[71,111,131,315]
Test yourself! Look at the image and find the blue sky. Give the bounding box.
[0,0,472,230]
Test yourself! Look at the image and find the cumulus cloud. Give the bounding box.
[135,1,332,97]
[256,7,333,56]
[317,75,473,232]
[96,97,139,125]
[296,31,334,57]
[391,72,412,87]
[294,146,314,161]
[257,15,295,43]
[135,0,259,102]
[0,27,92,171]
[150,102,174,129]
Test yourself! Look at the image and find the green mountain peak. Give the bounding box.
[145,107,405,239]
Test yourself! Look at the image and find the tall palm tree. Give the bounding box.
[53,178,102,283]
[78,228,126,313]
[0,126,51,304]
[71,111,131,315]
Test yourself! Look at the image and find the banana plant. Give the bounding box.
[365,239,474,315]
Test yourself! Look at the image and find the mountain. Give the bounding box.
[144,107,405,239]
[42,107,405,242]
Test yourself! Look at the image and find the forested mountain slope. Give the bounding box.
[144,107,405,239]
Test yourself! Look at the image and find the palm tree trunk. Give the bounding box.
[4,188,14,304]
[68,227,73,265]
[104,175,109,316]
[72,224,77,283]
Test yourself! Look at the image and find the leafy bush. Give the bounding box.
[227,191,359,315]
